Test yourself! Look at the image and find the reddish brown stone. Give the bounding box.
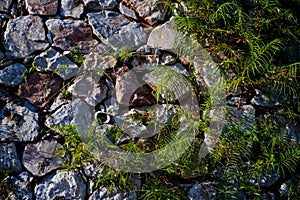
[18,72,62,109]
[25,0,58,15]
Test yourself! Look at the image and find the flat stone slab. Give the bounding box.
[46,19,98,53]
[4,15,49,59]
[0,63,27,86]
[18,72,62,109]
[34,48,80,80]
[23,140,64,177]
[25,0,58,15]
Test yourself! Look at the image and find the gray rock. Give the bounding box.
[0,143,22,173]
[249,171,280,187]
[69,75,108,106]
[87,11,147,51]
[4,15,49,58]
[0,51,4,60]
[23,140,64,177]
[227,105,256,131]
[46,19,98,53]
[122,0,170,26]
[25,0,58,15]
[83,160,106,178]
[0,63,27,86]
[100,97,119,116]
[0,0,13,12]
[60,0,84,19]
[45,99,92,134]
[34,170,86,200]
[160,53,176,65]
[119,3,138,20]
[89,186,137,200]
[180,183,215,200]
[251,89,279,107]
[49,93,69,112]
[0,104,40,142]
[147,17,178,50]
[34,48,80,80]
[83,0,118,10]
[228,97,247,106]
[7,172,33,200]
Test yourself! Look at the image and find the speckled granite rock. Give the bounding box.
[0,142,22,173]
[34,170,87,200]
[4,15,49,58]
[46,19,98,53]
[0,63,27,86]
[23,140,64,177]
[25,0,58,15]
[6,172,33,200]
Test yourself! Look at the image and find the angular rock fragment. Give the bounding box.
[0,0,13,12]
[34,48,80,80]
[83,0,118,10]
[18,72,62,109]
[23,140,64,177]
[0,104,40,142]
[46,19,98,53]
[25,0,58,15]
[0,143,22,173]
[69,75,108,106]
[60,0,84,19]
[89,186,137,200]
[34,171,86,200]
[87,11,147,50]
[4,16,49,59]
[122,0,171,26]
[227,105,256,131]
[6,172,33,200]
[119,3,138,20]
[0,64,27,86]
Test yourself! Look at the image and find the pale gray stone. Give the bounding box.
[25,0,58,15]
[89,186,137,200]
[34,48,80,80]
[0,64,27,86]
[87,11,147,51]
[23,140,64,177]
[60,0,84,19]
[84,0,118,10]
[7,172,33,200]
[0,143,22,173]
[228,97,247,106]
[0,104,40,142]
[69,75,108,106]
[4,15,49,58]
[46,19,98,53]
[119,3,138,20]
[34,170,86,200]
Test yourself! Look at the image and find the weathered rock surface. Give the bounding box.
[87,11,147,50]
[84,0,118,10]
[119,3,138,20]
[46,19,98,53]
[251,89,281,107]
[89,186,137,200]
[25,0,58,15]
[122,0,170,26]
[60,0,84,19]
[227,105,256,131]
[69,75,108,106]
[34,170,86,200]
[4,15,49,58]
[18,72,62,109]
[0,64,27,86]
[0,51,4,60]
[0,104,40,142]
[0,143,22,173]
[0,0,13,12]
[23,140,64,177]
[6,172,33,200]
[34,48,80,80]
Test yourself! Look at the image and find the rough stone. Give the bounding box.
[99,97,119,116]
[49,93,69,112]
[46,19,98,53]
[147,17,178,50]
[119,3,138,20]
[0,51,4,60]
[0,104,40,142]
[122,0,170,26]
[83,50,117,74]
[23,140,64,177]
[6,172,33,200]
[34,48,80,80]
[69,75,108,106]
[0,64,27,86]
[89,186,137,200]
[227,105,256,131]
[251,89,283,107]
[87,11,147,50]
[25,0,58,15]
[83,160,106,178]
[180,183,215,200]
[4,15,49,59]
[45,99,92,134]
[34,170,86,200]
[0,0,13,12]
[18,72,62,109]
[60,0,84,19]
[0,143,22,173]
[228,97,247,106]
[84,0,118,10]
[249,171,280,187]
